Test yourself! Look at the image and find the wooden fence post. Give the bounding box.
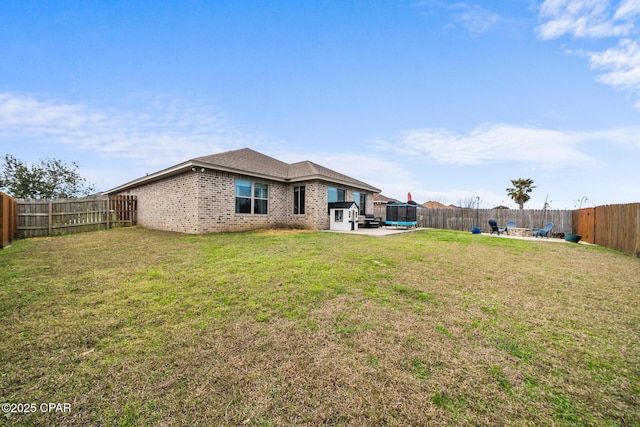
[11,196,16,243]
[0,194,4,248]
[0,192,18,249]
[48,200,53,236]
[636,204,640,257]
[0,193,5,248]
[593,206,597,246]
[106,198,110,229]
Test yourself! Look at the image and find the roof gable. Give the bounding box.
[193,148,290,180]
[287,160,376,190]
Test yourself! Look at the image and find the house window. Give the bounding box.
[334,209,343,222]
[353,192,366,215]
[328,187,345,203]
[235,179,268,214]
[294,186,305,214]
[235,179,252,214]
[254,183,268,214]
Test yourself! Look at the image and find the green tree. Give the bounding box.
[506,178,535,210]
[0,155,95,199]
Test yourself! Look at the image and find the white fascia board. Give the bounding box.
[104,161,289,194]
[289,175,381,193]
[104,161,194,194]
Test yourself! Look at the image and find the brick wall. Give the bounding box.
[288,181,330,230]
[197,170,292,233]
[117,170,377,234]
[123,171,200,233]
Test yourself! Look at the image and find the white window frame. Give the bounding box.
[235,179,268,215]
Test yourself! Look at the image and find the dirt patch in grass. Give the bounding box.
[1,228,639,426]
[254,228,315,236]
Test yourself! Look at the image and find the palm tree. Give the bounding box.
[506,178,535,209]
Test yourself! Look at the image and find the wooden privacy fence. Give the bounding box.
[1,192,17,248]
[16,195,137,238]
[573,203,640,256]
[373,206,573,234]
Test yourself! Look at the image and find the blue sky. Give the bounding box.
[1,0,639,209]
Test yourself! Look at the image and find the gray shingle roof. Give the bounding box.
[193,148,380,192]
[106,148,381,194]
[193,148,290,180]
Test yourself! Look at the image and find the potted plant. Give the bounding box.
[565,233,582,243]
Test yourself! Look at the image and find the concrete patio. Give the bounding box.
[323,227,590,245]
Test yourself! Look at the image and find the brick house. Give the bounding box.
[105,148,381,233]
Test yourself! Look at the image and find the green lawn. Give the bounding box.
[1,227,639,426]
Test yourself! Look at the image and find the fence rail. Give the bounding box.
[16,195,137,238]
[373,206,573,234]
[1,192,17,248]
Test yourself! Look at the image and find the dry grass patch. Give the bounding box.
[0,227,638,426]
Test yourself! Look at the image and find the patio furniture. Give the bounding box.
[362,214,381,228]
[488,219,506,235]
[505,221,517,234]
[532,222,554,238]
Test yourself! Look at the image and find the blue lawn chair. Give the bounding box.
[533,222,554,238]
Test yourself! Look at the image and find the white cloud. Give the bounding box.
[588,38,640,92]
[537,0,640,107]
[312,152,416,191]
[590,124,640,148]
[452,3,500,36]
[0,94,107,149]
[614,0,640,20]
[411,1,500,35]
[377,123,601,166]
[537,0,635,39]
[0,93,248,166]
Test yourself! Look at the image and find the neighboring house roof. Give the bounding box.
[105,148,381,194]
[422,201,454,209]
[373,193,401,204]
